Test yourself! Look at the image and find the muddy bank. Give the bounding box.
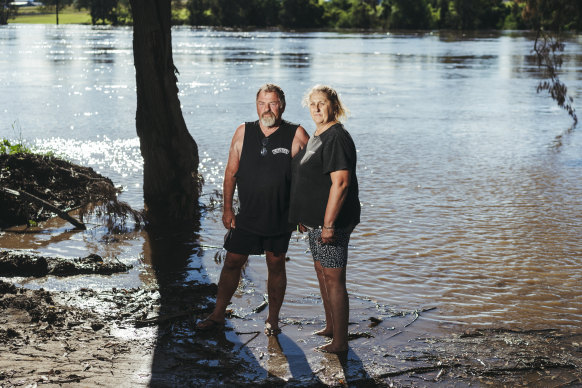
[0,274,256,387]
[1,267,581,387]
[0,153,115,227]
[0,250,131,277]
[0,153,141,230]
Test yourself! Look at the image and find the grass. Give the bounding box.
[1,139,30,155]
[9,6,91,24]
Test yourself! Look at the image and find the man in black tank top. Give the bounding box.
[197,83,309,335]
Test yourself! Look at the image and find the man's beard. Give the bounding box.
[260,112,276,127]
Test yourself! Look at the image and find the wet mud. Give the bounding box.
[0,153,141,230]
[0,153,116,228]
[0,250,131,277]
[1,267,581,387]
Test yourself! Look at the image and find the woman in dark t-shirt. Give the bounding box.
[289,85,360,354]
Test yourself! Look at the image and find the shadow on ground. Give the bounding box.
[144,224,270,387]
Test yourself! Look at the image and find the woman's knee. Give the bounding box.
[322,267,346,285]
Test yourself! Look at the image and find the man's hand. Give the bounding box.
[222,209,236,229]
[222,123,244,230]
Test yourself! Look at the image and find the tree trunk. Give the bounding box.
[130,1,200,226]
[0,0,10,25]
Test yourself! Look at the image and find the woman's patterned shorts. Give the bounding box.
[307,227,352,268]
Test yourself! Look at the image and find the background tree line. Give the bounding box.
[6,0,579,31]
[186,0,582,30]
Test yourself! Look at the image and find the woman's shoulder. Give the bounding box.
[324,123,354,144]
[321,123,344,138]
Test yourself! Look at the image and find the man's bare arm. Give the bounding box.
[291,125,309,157]
[222,123,245,229]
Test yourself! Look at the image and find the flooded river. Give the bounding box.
[1,25,581,332]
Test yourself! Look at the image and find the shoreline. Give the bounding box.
[1,257,581,387]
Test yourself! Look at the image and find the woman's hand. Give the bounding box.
[321,226,335,244]
[297,223,308,233]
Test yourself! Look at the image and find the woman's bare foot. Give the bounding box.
[264,321,282,336]
[315,342,348,354]
[313,328,333,337]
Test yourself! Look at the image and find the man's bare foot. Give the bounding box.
[315,343,348,354]
[313,328,333,337]
[196,316,225,331]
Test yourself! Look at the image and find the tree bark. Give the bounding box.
[0,0,10,25]
[130,1,200,226]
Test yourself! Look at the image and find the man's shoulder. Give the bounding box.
[281,120,302,140]
[281,119,299,129]
[245,120,260,127]
[236,121,258,136]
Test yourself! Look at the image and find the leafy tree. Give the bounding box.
[377,0,392,29]
[280,0,323,28]
[247,0,280,27]
[325,0,352,13]
[432,0,508,30]
[215,0,246,26]
[187,0,217,25]
[322,0,379,29]
[389,0,432,29]
[322,0,348,28]
[75,0,120,25]
[524,0,582,31]
[436,0,449,28]
[502,1,527,30]
[38,0,74,24]
[452,0,478,29]
[188,0,277,27]
[348,0,378,29]
[478,0,508,29]
[42,0,75,11]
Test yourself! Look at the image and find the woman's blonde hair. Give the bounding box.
[302,85,349,122]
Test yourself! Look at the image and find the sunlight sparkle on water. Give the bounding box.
[34,137,142,175]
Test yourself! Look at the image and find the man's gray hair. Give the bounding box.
[256,83,286,110]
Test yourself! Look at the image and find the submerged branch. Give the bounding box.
[533,29,578,126]
[1,186,86,230]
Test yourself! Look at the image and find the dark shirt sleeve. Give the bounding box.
[322,130,354,175]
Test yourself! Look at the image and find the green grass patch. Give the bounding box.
[9,6,91,24]
[1,139,32,155]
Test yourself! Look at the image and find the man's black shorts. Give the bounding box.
[223,228,292,256]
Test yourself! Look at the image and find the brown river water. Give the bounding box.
[1,25,581,333]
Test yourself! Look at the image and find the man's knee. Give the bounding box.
[224,252,248,270]
[265,252,286,272]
